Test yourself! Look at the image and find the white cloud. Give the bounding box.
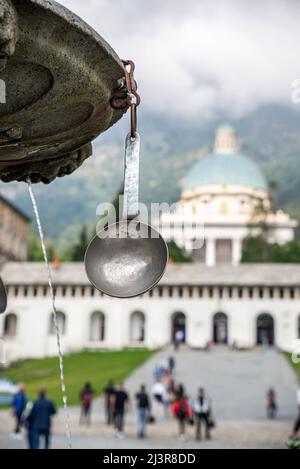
[59,0,300,120]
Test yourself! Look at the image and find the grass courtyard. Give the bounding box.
[0,349,155,406]
[285,353,300,382]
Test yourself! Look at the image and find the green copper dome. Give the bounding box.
[184,152,268,192]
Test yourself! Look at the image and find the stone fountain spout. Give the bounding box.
[0,0,128,184]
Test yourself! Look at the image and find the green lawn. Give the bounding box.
[285,352,300,382]
[0,349,155,406]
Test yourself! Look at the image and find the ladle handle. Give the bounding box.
[123,133,141,221]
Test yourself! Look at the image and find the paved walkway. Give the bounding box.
[0,348,298,449]
[125,347,298,420]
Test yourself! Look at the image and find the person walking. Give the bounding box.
[135,385,151,439]
[79,382,94,426]
[193,388,212,441]
[168,356,176,376]
[12,384,28,437]
[104,380,116,425]
[27,388,56,450]
[152,380,167,421]
[113,383,129,439]
[266,388,278,419]
[171,385,192,442]
[174,330,184,351]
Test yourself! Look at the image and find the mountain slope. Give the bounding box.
[1,104,300,250]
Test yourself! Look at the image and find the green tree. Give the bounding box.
[167,240,191,263]
[268,179,279,211]
[242,236,300,263]
[241,235,272,263]
[28,226,56,262]
[69,225,90,262]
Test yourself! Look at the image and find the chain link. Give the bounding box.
[111,60,141,139]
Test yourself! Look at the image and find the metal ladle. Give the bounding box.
[0,277,7,314]
[85,133,169,298]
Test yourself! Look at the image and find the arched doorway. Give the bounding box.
[90,311,106,342]
[4,313,18,338]
[49,311,66,335]
[130,311,146,343]
[257,313,275,346]
[172,312,186,343]
[213,312,228,344]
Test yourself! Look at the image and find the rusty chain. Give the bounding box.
[111,60,141,139]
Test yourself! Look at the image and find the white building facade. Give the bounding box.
[0,125,299,364]
[0,262,300,364]
[160,125,297,266]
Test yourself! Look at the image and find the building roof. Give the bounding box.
[2,262,300,287]
[183,153,268,193]
[0,194,31,222]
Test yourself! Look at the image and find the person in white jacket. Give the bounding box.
[193,388,212,441]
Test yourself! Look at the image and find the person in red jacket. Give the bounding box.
[171,385,192,441]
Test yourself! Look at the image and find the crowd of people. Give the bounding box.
[78,356,216,442]
[8,355,300,449]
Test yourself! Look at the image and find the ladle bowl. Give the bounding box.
[85,221,168,298]
[0,277,7,314]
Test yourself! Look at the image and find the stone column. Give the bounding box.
[232,238,242,265]
[206,238,216,266]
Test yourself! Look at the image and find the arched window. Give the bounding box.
[130,311,146,343]
[213,312,228,344]
[4,313,18,338]
[90,311,105,342]
[257,313,275,346]
[49,312,66,335]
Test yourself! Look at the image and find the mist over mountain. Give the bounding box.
[1,103,300,250]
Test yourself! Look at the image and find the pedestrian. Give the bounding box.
[168,356,176,376]
[104,380,116,425]
[292,386,300,438]
[174,330,184,351]
[152,380,167,421]
[113,383,129,439]
[79,382,94,426]
[171,385,192,442]
[193,388,212,441]
[266,388,278,419]
[11,384,28,438]
[27,388,56,450]
[135,385,151,439]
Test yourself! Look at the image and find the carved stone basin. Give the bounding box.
[0,0,128,183]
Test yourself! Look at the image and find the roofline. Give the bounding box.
[0,195,31,222]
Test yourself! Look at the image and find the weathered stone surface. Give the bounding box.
[0,0,128,183]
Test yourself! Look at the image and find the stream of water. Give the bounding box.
[27,180,72,449]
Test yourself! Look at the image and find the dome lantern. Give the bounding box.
[213,123,237,155]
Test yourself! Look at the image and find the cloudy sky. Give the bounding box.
[60,0,300,121]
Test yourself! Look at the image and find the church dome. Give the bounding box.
[184,125,268,192]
